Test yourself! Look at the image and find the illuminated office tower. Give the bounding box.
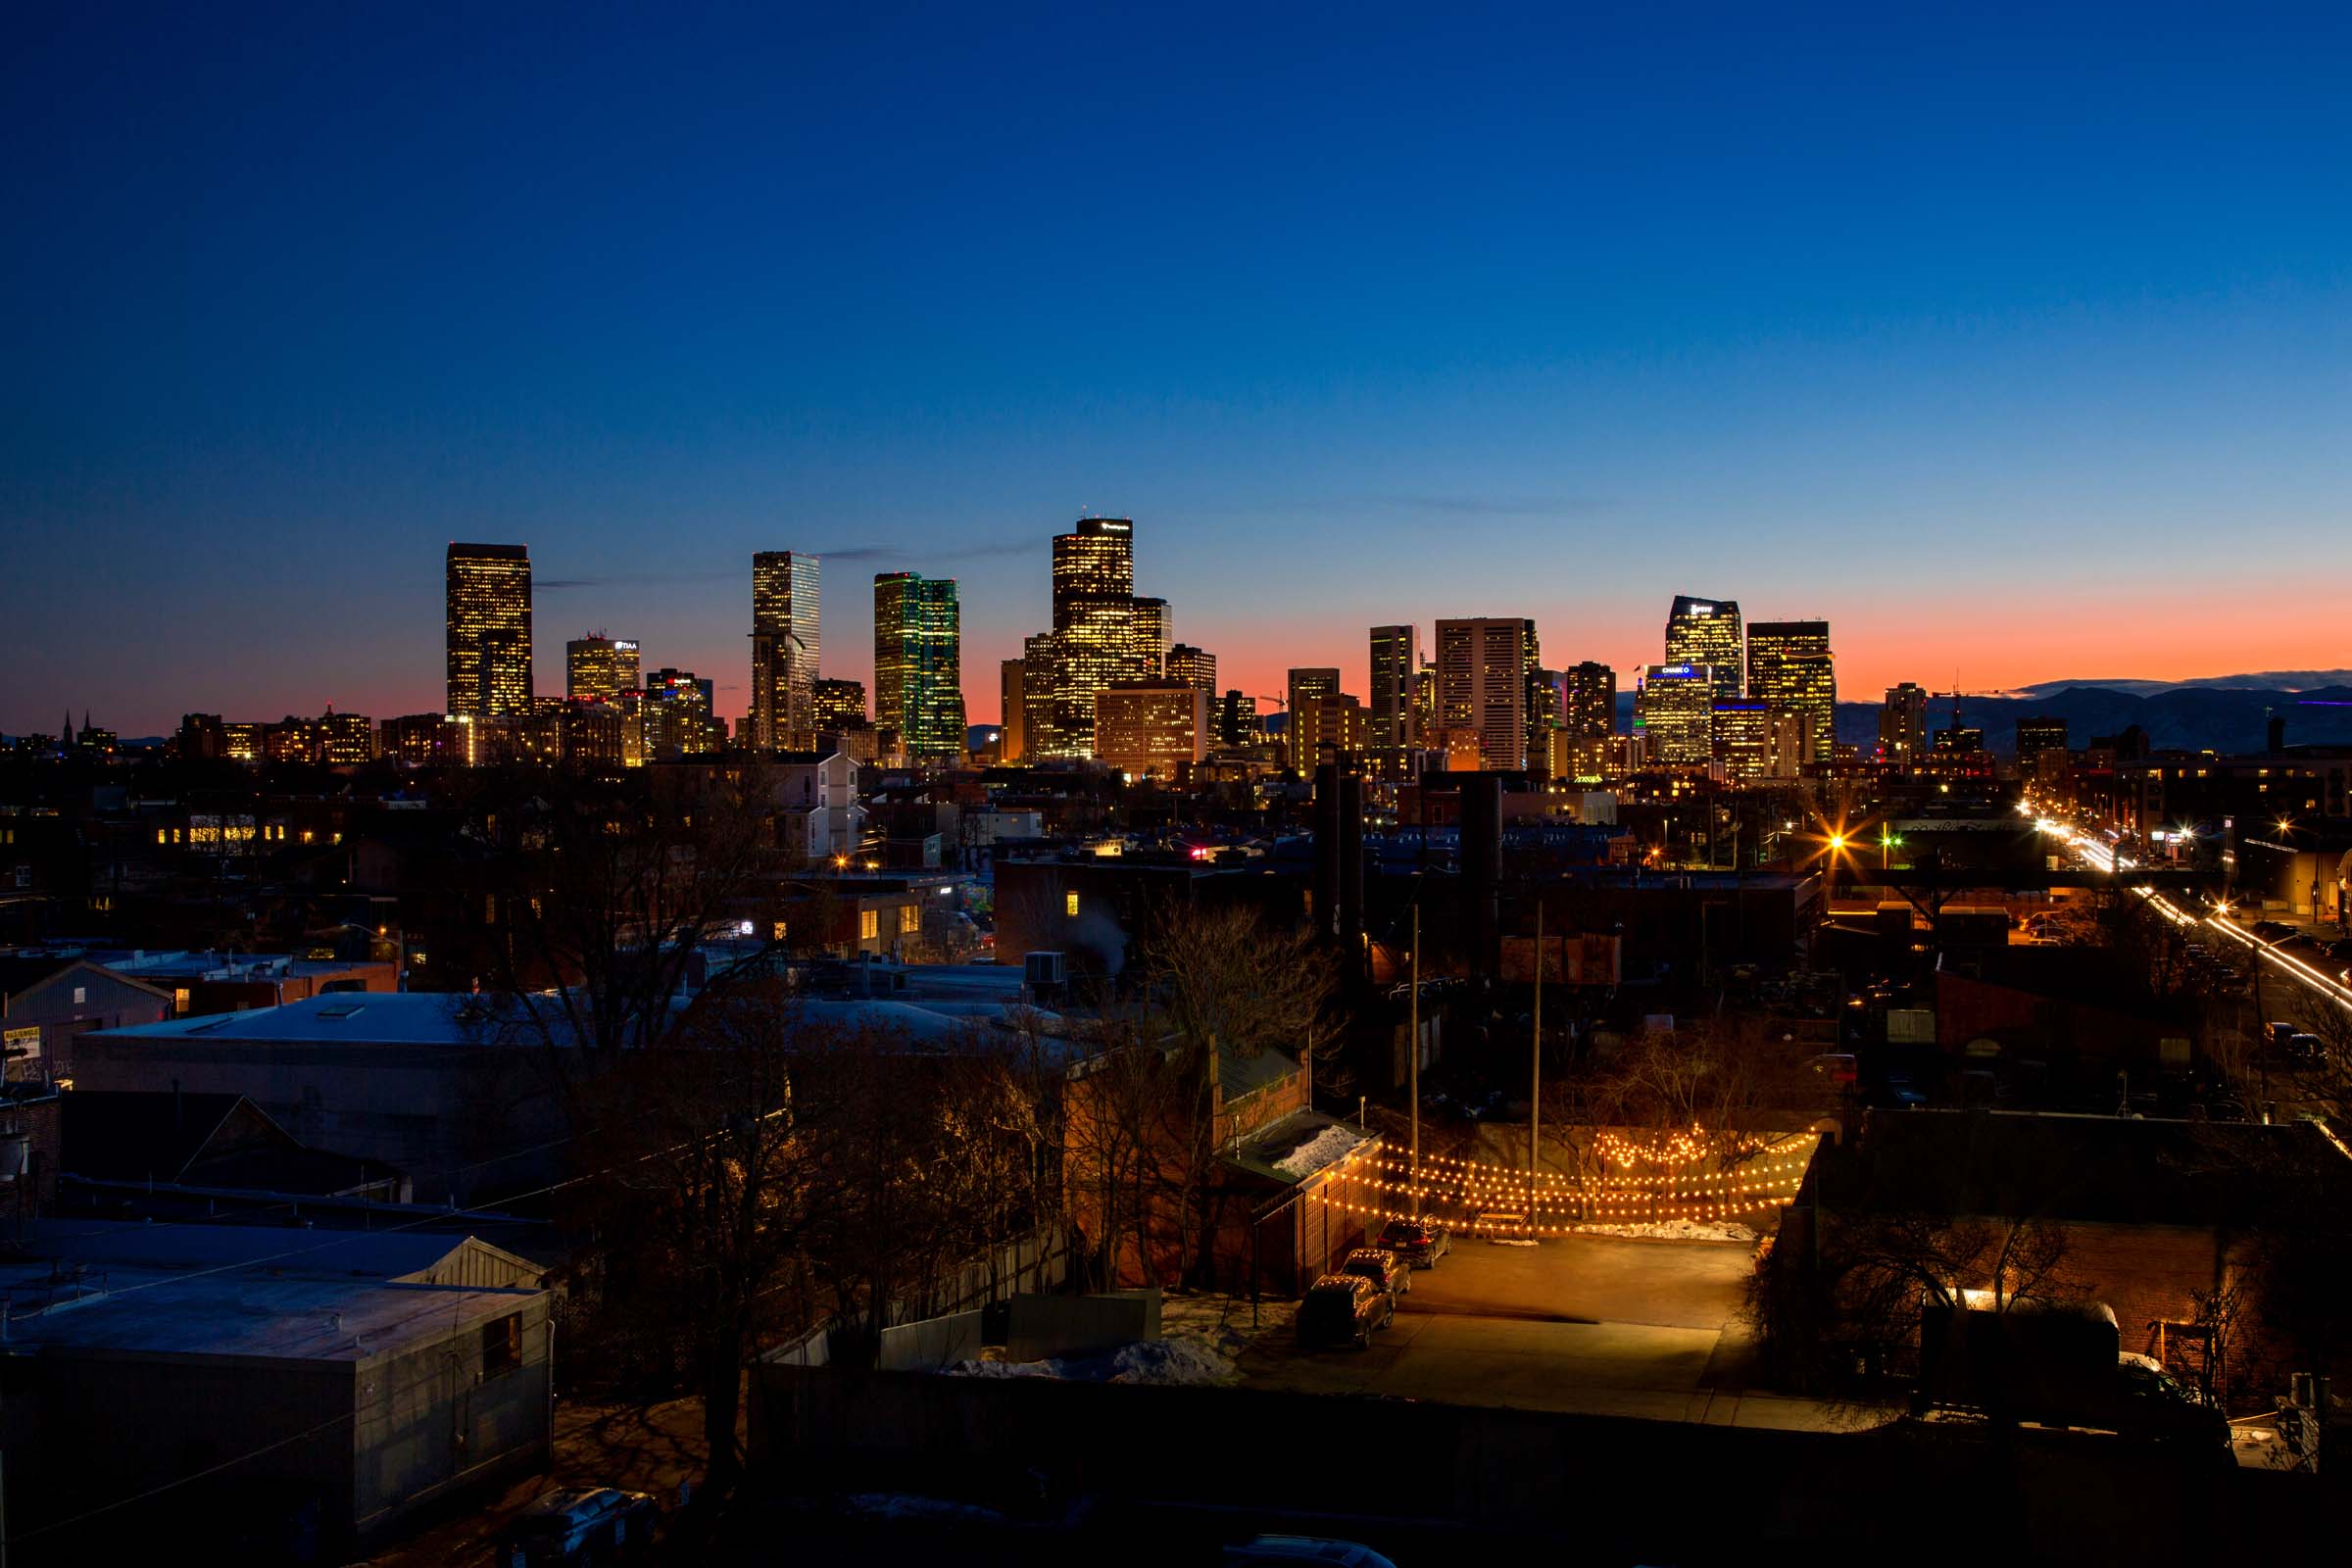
[1560,661,1616,740]
[873,572,965,760]
[1434,617,1536,770]
[813,677,868,732]
[1368,624,1421,747]
[1664,596,1742,704]
[1745,619,1835,763]
[999,660,1026,762]
[1027,516,1139,760]
[751,551,819,749]
[1411,664,1436,739]
[446,543,533,716]
[1524,654,1557,778]
[1165,644,1216,694]
[1633,663,1716,766]
[1710,700,1775,781]
[1880,682,1928,767]
[1128,597,1171,679]
[1093,681,1209,780]
[644,667,722,759]
[1287,667,1342,770]
[565,632,640,703]
[1292,691,1368,772]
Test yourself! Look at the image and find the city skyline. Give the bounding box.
[8,7,2350,735]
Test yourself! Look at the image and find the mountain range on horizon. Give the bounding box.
[2003,670,2352,699]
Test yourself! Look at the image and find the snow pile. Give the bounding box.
[1105,1335,1237,1385]
[943,1332,1238,1387]
[1270,1122,1369,1179]
[1571,1218,1758,1243]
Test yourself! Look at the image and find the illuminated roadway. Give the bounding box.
[2035,815,2352,1018]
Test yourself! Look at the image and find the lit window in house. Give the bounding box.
[859,908,879,941]
[1066,892,1081,917]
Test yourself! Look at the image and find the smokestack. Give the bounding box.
[1313,762,1342,939]
[1460,773,1502,986]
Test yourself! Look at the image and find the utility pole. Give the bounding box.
[1531,899,1543,1222]
[1409,904,1421,1218]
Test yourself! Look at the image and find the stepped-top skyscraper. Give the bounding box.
[873,571,966,760]
[446,543,533,716]
[1027,516,1139,760]
[1745,619,1836,763]
[1664,595,1742,704]
[750,552,819,749]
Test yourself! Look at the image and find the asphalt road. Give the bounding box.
[1235,1234,1879,1430]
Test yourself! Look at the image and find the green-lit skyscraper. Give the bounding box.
[874,571,966,760]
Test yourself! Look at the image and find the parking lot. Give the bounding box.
[1230,1232,1879,1430]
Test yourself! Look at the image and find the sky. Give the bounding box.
[6,1,2349,737]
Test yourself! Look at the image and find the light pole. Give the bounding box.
[1531,899,1543,1223]
[1408,904,1421,1218]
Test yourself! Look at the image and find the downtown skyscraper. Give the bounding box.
[1025,516,1141,760]
[873,571,966,760]
[1745,619,1836,763]
[446,543,533,716]
[564,632,640,702]
[751,551,819,750]
[1434,617,1537,770]
[1368,624,1420,748]
[1664,595,1742,704]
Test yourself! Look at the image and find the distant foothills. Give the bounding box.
[1604,670,2352,759]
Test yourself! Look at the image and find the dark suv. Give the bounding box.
[1296,1273,1393,1349]
[1377,1217,1450,1269]
[1341,1246,1410,1298]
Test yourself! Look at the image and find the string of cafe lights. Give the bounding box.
[1368,1137,1815,1185]
[1369,1153,1811,1193]
[1315,1190,1798,1237]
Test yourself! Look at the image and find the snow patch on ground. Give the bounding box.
[1570,1219,1758,1243]
[943,1332,1239,1387]
[1270,1122,1370,1179]
[845,1493,1010,1523]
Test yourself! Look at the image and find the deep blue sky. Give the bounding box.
[7,2,2348,734]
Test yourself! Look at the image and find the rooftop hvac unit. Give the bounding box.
[1024,951,1067,991]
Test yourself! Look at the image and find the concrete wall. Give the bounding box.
[353,1295,553,1535]
[1005,1290,1159,1363]
[877,1310,984,1371]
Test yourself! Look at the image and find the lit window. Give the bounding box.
[173,987,191,1014]
[1066,891,1081,917]
[156,828,168,845]
[771,921,787,943]
[859,909,879,941]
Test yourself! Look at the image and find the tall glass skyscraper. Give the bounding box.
[751,551,819,749]
[873,571,966,760]
[446,543,533,716]
[1027,516,1139,760]
[1633,663,1716,765]
[1745,619,1836,763]
[1664,596,1742,704]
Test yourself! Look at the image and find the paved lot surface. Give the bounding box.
[1234,1234,1881,1430]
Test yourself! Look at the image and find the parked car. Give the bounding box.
[1296,1273,1393,1349]
[2253,919,2294,941]
[1376,1216,1451,1269]
[1341,1246,1410,1298]
[501,1488,657,1567]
